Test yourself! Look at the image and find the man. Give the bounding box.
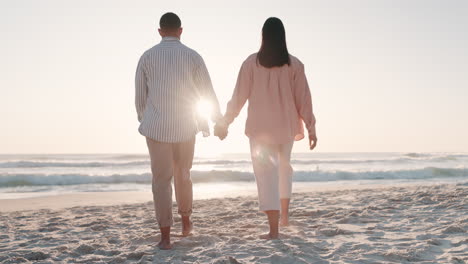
[135,12,224,250]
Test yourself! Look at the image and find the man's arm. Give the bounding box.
[193,55,222,123]
[135,55,148,122]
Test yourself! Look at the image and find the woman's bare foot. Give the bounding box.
[259,232,279,240]
[280,199,290,227]
[157,240,172,250]
[181,216,193,237]
[182,221,193,237]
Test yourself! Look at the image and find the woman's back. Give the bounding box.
[216,16,317,239]
[223,53,315,144]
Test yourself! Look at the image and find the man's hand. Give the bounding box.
[214,123,228,140]
[309,133,317,150]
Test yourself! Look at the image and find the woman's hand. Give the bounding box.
[214,123,228,140]
[309,133,317,150]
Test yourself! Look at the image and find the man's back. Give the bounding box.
[135,37,219,143]
[136,12,223,250]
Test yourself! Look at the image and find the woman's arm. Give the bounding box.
[222,60,253,126]
[293,63,317,148]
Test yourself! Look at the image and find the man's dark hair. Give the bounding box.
[159,12,181,30]
[257,17,290,68]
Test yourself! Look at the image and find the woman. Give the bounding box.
[215,17,317,239]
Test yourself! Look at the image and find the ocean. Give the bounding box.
[0,152,467,199]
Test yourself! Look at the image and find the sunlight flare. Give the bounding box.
[197,100,212,121]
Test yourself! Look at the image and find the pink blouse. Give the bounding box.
[222,53,316,144]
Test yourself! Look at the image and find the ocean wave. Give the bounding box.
[0,167,466,187]
[294,167,467,181]
[0,161,149,168]
[1,153,466,168]
[404,153,431,158]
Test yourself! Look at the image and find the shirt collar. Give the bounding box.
[161,37,180,42]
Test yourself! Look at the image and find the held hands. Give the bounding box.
[309,133,317,150]
[214,123,228,140]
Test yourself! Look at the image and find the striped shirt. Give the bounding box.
[135,37,221,143]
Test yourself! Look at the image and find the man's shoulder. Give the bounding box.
[141,42,193,53]
[139,44,159,59]
[139,42,205,66]
[179,43,204,61]
[156,42,203,60]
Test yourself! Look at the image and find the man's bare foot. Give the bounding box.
[259,233,279,240]
[182,221,193,237]
[157,240,172,250]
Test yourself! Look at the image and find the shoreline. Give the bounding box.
[1,180,465,212]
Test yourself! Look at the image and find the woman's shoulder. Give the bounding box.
[237,53,258,71]
[288,54,304,68]
[243,53,258,64]
[241,53,304,69]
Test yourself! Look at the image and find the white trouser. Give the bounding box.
[249,139,294,211]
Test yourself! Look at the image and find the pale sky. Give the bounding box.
[1,0,467,154]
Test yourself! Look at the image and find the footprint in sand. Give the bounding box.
[442,226,465,234]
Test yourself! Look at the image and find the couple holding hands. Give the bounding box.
[135,12,316,249]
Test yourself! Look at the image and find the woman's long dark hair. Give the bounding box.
[257,17,290,68]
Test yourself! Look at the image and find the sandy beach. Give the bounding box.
[1,183,467,263]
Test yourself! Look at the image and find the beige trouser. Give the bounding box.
[249,139,294,211]
[146,137,195,228]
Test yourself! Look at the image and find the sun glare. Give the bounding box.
[197,100,212,121]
